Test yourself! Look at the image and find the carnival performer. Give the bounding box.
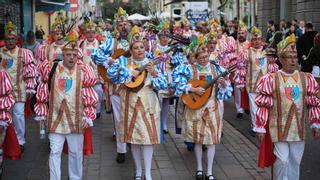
[110,7,131,163]
[239,26,269,135]
[156,20,175,134]
[173,20,183,34]
[80,20,104,119]
[214,22,237,69]
[233,22,251,119]
[34,30,98,180]
[176,34,202,152]
[181,18,193,38]
[92,7,131,163]
[172,35,232,180]
[36,18,65,64]
[107,26,167,180]
[142,25,157,59]
[0,21,37,151]
[206,29,220,63]
[0,67,21,176]
[255,34,320,180]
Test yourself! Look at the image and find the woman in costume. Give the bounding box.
[107,26,167,180]
[155,20,174,134]
[172,34,232,180]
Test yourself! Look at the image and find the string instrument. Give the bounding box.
[181,65,237,110]
[125,46,178,92]
[97,49,131,83]
[163,30,190,45]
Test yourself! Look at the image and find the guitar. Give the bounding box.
[97,49,131,83]
[181,64,237,110]
[163,30,190,45]
[125,45,179,92]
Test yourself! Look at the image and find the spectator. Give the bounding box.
[104,19,112,31]
[285,24,296,37]
[23,30,40,56]
[283,21,292,35]
[296,20,305,38]
[308,33,320,78]
[280,19,287,33]
[267,31,284,69]
[233,19,239,35]
[292,18,298,29]
[224,20,237,39]
[297,22,318,72]
[266,20,275,42]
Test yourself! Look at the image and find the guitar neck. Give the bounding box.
[202,71,228,90]
[135,58,161,73]
[135,46,177,73]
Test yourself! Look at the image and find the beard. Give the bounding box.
[238,36,246,42]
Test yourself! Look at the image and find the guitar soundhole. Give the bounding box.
[190,93,197,102]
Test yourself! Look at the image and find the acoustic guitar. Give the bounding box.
[125,45,179,92]
[181,65,236,110]
[125,58,163,92]
[97,49,130,83]
[162,30,190,45]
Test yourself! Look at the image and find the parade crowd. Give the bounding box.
[1,7,320,180]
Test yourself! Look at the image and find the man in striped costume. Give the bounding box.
[233,22,251,119]
[36,19,65,64]
[80,20,104,119]
[35,30,98,180]
[255,34,320,180]
[240,26,268,136]
[0,21,37,152]
[0,67,21,176]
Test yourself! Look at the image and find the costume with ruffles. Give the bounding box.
[107,57,168,144]
[172,62,233,144]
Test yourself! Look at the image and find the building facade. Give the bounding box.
[257,0,320,34]
[0,0,34,38]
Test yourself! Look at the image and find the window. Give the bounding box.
[173,8,181,15]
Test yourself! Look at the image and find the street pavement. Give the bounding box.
[224,100,320,180]
[2,100,272,180]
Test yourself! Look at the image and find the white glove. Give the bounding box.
[312,66,320,78]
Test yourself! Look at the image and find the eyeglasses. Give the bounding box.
[279,55,297,59]
[5,38,16,42]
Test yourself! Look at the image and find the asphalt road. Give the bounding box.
[224,100,320,180]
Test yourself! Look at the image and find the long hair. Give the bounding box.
[314,33,320,48]
[268,31,283,49]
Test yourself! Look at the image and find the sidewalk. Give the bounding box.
[3,104,271,180]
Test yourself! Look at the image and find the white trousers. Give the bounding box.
[48,133,84,180]
[273,141,305,180]
[248,93,258,130]
[234,84,244,113]
[110,95,127,153]
[94,84,104,114]
[219,100,224,116]
[12,102,25,145]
